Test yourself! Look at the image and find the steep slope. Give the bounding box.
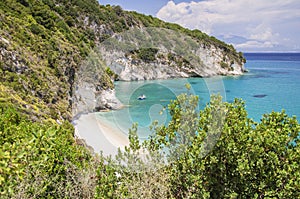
[99,27,246,81]
[0,0,246,120]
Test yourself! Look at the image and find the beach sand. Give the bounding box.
[73,113,129,157]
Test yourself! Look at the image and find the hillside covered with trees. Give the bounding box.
[0,0,299,198]
[0,0,245,120]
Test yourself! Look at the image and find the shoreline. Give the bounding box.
[73,112,129,157]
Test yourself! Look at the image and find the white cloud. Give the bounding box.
[157,0,300,52]
[236,40,277,50]
[249,27,273,41]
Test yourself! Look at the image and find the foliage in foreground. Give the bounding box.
[1,93,300,198]
[96,94,300,199]
[0,106,94,198]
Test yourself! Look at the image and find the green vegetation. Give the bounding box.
[0,0,245,119]
[220,61,234,71]
[126,48,159,63]
[2,0,297,198]
[105,67,119,81]
[94,93,300,199]
[1,92,299,197]
[0,105,94,198]
[167,52,192,68]
[0,0,121,120]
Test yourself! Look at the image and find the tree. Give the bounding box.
[149,94,300,198]
[97,91,300,198]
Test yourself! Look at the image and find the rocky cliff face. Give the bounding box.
[72,27,246,116]
[72,51,122,118]
[98,27,246,81]
[108,46,245,81]
[1,0,246,121]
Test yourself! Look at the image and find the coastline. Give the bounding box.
[73,112,129,157]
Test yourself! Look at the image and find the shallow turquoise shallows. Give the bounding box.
[97,53,300,139]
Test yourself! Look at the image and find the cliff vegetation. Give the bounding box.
[6,1,300,198]
[0,0,245,120]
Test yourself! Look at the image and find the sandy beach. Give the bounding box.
[73,113,129,157]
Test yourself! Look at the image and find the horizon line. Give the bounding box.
[242,51,300,53]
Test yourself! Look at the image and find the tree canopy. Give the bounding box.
[2,92,299,198]
[95,93,300,198]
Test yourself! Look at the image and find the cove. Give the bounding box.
[97,53,300,139]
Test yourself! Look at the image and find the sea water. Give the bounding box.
[96,53,300,139]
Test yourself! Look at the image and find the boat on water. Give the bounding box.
[138,94,146,100]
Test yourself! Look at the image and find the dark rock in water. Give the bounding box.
[253,94,267,98]
[253,75,269,79]
[190,81,197,85]
[226,90,230,93]
[270,71,289,75]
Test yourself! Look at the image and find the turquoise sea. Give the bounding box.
[96,53,300,139]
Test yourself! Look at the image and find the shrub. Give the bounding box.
[94,92,300,198]
[0,106,93,198]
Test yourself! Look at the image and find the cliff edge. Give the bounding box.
[0,0,246,121]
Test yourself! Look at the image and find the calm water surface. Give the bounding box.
[97,53,300,138]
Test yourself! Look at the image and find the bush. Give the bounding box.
[30,23,43,35]
[220,61,229,69]
[128,48,159,63]
[2,92,299,198]
[0,106,93,198]
[95,92,300,198]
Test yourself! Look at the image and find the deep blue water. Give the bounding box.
[97,53,300,139]
[244,53,300,61]
[224,53,300,121]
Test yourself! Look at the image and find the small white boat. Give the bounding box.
[138,94,146,100]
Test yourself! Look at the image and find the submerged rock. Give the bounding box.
[253,94,267,98]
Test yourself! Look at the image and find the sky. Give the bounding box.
[99,0,300,52]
